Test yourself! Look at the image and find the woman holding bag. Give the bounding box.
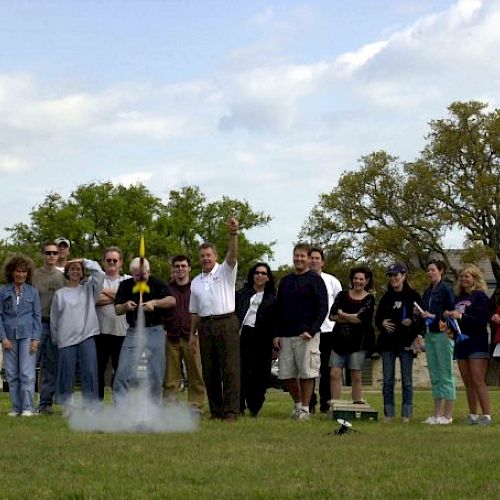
[329,266,375,404]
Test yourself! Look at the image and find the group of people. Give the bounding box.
[0,225,496,426]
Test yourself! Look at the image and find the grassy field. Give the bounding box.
[0,389,499,499]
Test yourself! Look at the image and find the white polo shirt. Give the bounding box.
[320,272,342,332]
[189,261,237,317]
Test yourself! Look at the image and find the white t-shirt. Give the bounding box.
[189,261,237,317]
[96,273,131,336]
[320,272,342,332]
[242,292,264,328]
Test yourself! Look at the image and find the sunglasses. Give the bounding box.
[106,259,119,264]
[254,271,268,276]
[45,251,58,256]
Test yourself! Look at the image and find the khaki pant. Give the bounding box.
[164,337,205,409]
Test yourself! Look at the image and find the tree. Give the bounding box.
[6,183,273,278]
[412,100,500,288]
[300,151,453,276]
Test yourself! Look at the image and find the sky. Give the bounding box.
[1,0,499,265]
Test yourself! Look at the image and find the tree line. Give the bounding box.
[3,185,272,280]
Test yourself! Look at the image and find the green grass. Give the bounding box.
[0,389,499,499]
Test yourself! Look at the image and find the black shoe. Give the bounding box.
[37,405,53,415]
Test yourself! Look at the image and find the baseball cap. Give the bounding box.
[55,237,71,248]
[386,263,406,275]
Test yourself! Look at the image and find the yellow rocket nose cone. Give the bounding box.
[132,282,150,294]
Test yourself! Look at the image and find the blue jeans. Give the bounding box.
[56,337,98,406]
[4,338,37,413]
[382,350,414,418]
[39,322,58,407]
[113,325,166,406]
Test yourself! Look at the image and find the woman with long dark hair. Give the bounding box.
[235,262,276,417]
[375,264,423,423]
[445,264,491,425]
[420,259,456,425]
[329,266,375,404]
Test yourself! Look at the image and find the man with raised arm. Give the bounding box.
[189,218,240,421]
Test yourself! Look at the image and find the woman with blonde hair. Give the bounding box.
[444,264,491,425]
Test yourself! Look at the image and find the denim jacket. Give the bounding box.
[0,283,42,341]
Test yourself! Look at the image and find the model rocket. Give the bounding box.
[132,235,150,298]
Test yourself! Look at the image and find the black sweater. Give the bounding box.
[273,271,328,338]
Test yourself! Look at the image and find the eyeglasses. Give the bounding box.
[254,271,268,276]
[174,264,189,268]
[106,259,119,264]
[45,251,58,256]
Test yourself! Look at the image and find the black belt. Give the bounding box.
[200,312,235,321]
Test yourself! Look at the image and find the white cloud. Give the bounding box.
[0,154,28,173]
[92,115,192,140]
[218,61,331,131]
[335,41,389,75]
[343,0,500,109]
[112,171,153,187]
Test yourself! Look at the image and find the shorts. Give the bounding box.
[278,334,321,380]
[455,350,490,361]
[329,350,367,371]
[454,334,490,361]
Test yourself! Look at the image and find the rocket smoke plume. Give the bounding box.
[68,306,198,433]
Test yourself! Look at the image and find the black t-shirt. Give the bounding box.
[115,276,171,327]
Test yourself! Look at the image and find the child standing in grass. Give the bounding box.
[0,254,42,417]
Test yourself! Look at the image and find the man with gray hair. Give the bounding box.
[189,217,240,421]
[113,257,176,405]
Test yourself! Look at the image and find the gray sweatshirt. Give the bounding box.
[50,260,105,349]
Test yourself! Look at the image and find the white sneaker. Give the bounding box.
[478,415,492,426]
[466,414,479,425]
[438,416,453,425]
[21,410,35,417]
[422,416,439,424]
[429,416,444,425]
[290,406,301,419]
[7,411,20,417]
[297,409,310,421]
